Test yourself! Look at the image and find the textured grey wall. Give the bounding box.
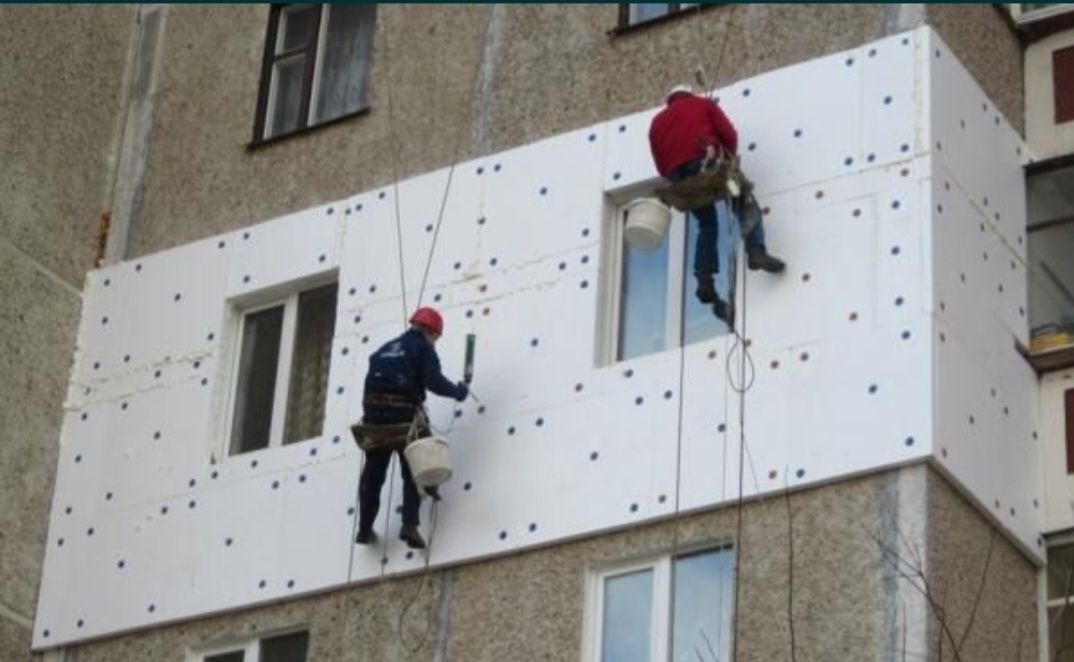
[0,5,132,659]
[56,467,928,661]
[926,469,1039,661]
[927,4,1024,132]
[128,4,903,258]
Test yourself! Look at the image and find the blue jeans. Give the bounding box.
[668,160,767,277]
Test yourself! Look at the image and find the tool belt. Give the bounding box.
[657,155,751,213]
[350,408,429,453]
[363,393,418,408]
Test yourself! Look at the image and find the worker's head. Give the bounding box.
[666,84,694,102]
[409,307,444,341]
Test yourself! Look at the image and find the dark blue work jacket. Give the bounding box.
[363,328,464,421]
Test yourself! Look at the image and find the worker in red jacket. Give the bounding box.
[649,84,784,321]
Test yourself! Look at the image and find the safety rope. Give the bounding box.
[368,4,491,653]
[382,10,409,327]
[729,233,751,662]
[693,3,738,94]
[397,500,441,653]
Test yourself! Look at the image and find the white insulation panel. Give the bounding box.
[925,29,1042,559]
[34,27,1044,648]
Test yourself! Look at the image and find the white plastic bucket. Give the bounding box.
[404,436,453,487]
[624,197,672,250]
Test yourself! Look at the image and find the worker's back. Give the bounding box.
[649,93,738,178]
[365,327,428,404]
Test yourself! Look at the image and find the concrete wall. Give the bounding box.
[925,469,1039,662]
[927,4,1025,132]
[55,467,926,661]
[129,4,899,258]
[0,5,133,660]
[49,466,1038,662]
[124,4,1024,261]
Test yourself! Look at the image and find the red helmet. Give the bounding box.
[409,307,444,336]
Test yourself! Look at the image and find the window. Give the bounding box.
[228,283,337,455]
[197,631,310,662]
[616,4,702,30]
[1014,3,1074,23]
[1067,388,1074,474]
[1047,538,1074,661]
[1055,46,1074,124]
[1010,4,1074,41]
[601,201,732,364]
[588,546,735,662]
[254,4,376,142]
[1027,163,1074,369]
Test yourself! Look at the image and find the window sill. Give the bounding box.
[248,106,371,151]
[607,4,722,38]
[1029,342,1074,373]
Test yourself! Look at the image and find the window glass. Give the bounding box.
[682,204,732,344]
[1052,604,1074,662]
[261,631,310,662]
[632,3,671,22]
[1027,165,1074,351]
[1050,543,1074,599]
[601,569,654,662]
[285,284,338,444]
[270,56,308,138]
[231,305,285,454]
[1028,164,1074,227]
[280,5,318,53]
[205,652,244,662]
[671,548,734,662]
[314,4,375,124]
[619,223,671,361]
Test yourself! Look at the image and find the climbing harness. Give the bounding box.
[656,152,751,217]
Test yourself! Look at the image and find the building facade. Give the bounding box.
[4,4,1074,662]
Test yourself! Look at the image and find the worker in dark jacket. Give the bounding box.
[356,306,468,549]
[649,84,785,321]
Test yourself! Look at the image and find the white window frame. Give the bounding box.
[1011,3,1074,25]
[598,200,691,366]
[221,277,337,459]
[261,4,373,141]
[264,4,319,137]
[584,544,735,662]
[189,627,310,662]
[1043,531,1074,662]
[587,557,672,661]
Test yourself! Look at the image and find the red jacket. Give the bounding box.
[648,92,738,178]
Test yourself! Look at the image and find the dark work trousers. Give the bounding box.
[358,404,425,532]
[669,159,767,277]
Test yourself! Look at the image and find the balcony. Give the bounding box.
[1028,161,1074,371]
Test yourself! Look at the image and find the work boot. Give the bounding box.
[399,525,427,550]
[695,273,717,304]
[713,296,731,325]
[747,248,785,274]
[424,485,442,502]
[355,527,377,545]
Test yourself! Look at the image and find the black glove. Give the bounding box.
[455,381,469,402]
